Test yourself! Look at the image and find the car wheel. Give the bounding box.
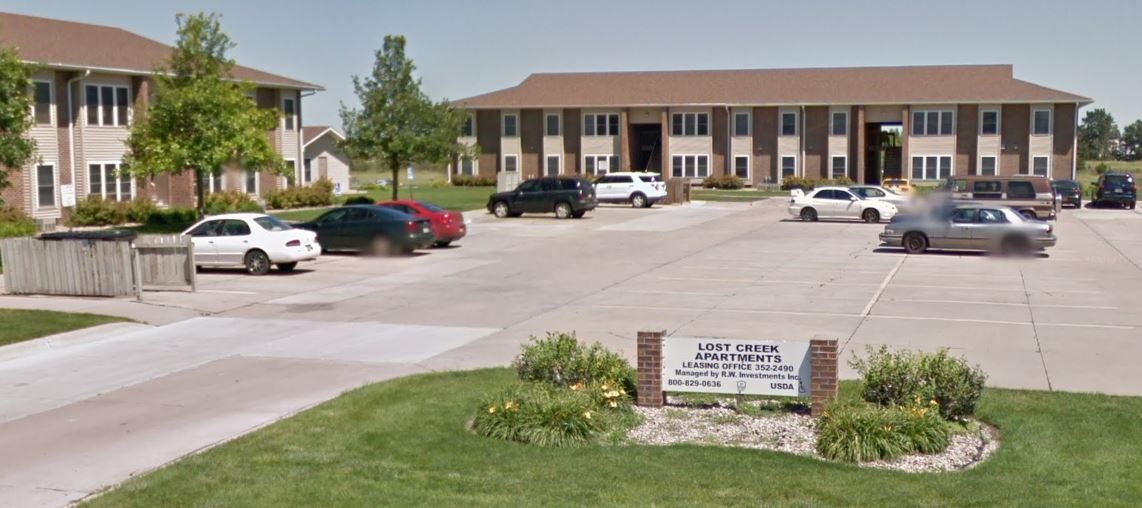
[631,193,647,208]
[277,262,298,273]
[434,240,452,248]
[244,250,271,275]
[1130,201,1137,210]
[903,232,928,254]
[571,211,585,219]
[554,202,573,219]
[369,236,393,257]
[492,201,510,218]
[1000,235,1031,257]
[800,207,818,222]
[1019,210,1037,220]
[862,208,880,223]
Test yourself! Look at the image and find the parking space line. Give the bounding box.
[657,276,878,286]
[888,283,1103,294]
[618,289,726,296]
[861,256,904,316]
[885,298,1119,310]
[867,315,1135,330]
[593,304,861,319]
[198,290,259,295]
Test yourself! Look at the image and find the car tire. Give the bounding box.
[1019,210,1037,220]
[277,262,297,273]
[244,250,271,275]
[1130,201,1137,210]
[862,208,880,223]
[434,240,452,248]
[800,207,818,222]
[903,232,928,254]
[1000,235,1031,257]
[369,236,393,257]
[571,211,585,219]
[631,192,647,208]
[492,201,510,218]
[554,202,573,219]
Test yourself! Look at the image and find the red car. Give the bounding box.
[376,200,467,247]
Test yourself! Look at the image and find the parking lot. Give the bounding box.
[2,198,1142,504]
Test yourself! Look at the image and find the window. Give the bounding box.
[86,163,134,201]
[831,111,848,136]
[460,157,476,176]
[503,114,518,137]
[221,220,252,236]
[912,110,954,136]
[781,112,797,136]
[36,164,55,208]
[1032,156,1050,177]
[910,155,953,180]
[951,208,979,223]
[254,216,293,232]
[245,170,258,195]
[831,156,847,179]
[85,85,130,126]
[503,154,518,172]
[583,113,619,136]
[545,155,560,176]
[972,180,1003,199]
[461,113,475,136]
[304,158,313,184]
[546,114,560,136]
[32,81,51,125]
[979,209,1007,224]
[981,110,999,135]
[282,98,296,130]
[585,155,618,176]
[980,156,997,176]
[781,156,797,178]
[188,220,222,237]
[209,173,224,194]
[670,155,709,178]
[733,112,750,136]
[734,155,749,180]
[1007,181,1036,199]
[1033,109,1051,135]
[671,113,710,136]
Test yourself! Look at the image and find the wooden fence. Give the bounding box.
[134,235,196,292]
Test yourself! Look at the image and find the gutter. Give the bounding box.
[1072,101,1079,180]
[724,105,732,176]
[66,69,91,204]
[800,105,806,178]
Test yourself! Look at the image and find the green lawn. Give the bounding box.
[0,308,127,348]
[272,185,495,222]
[1077,160,1142,197]
[691,188,785,202]
[86,368,1141,507]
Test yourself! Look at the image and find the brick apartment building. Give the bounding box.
[452,65,1090,185]
[0,12,321,226]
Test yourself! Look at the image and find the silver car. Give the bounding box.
[879,203,1057,255]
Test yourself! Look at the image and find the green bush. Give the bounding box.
[1094,162,1110,175]
[452,174,496,187]
[815,400,951,462]
[343,195,375,206]
[263,179,334,210]
[702,175,745,190]
[68,197,127,226]
[513,332,636,396]
[146,207,198,228]
[473,383,603,447]
[204,191,264,215]
[125,196,158,224]
[0,206,37,238]
[850,346,987,420]
[779,176,855,191]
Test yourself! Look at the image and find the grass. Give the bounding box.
[1077,160,1142,198]
[271,185,495,222]
[0,308,127,348]
[691,188,784,202]
[86,368,1142,507]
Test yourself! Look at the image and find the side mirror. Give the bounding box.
[850,196,859,202]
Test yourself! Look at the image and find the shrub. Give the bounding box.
[473,383,603,447]
[452,174,497,187]
[850,346,986,420]
[702,175,745,190]
[1095,162,1110,175]
[68,197,127,226]
[263,179,334,210]
[513,332,636,395]
[125,196,158,224]
[0,206,37,238]
[343,195,375,206]
[204,191,264,215]
[780,176,816,191]
[145,207,198,228]
[815,400,952,462]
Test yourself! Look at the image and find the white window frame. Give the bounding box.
[1031,156,1050,177]
[912,109,955,136]
[979,156,998,176]
[545,113,561,137]
[780,155,798,179]
[34,162,58,209]
[545,154,561,176]
[830,155,848,179]
[584,154,618,176]
[780,112,798,137]
[502,113,519,137]
[910,155,954,180]
[30,79,54,126]
[830,111,848,136]
[303,158,313,184]
[669,154,710,178]
[282,97,296,130]
[207,172,226,194]
[86,161,135,202]
[1032,108,1052,136]
[461,112,476,137]
[671,113,710,137]
[84,83,131,127]
[459,156,477,176]
[733,111,751,137]
[733,155,750,181]
[502,154,519,172]
[583,113,620,136]
[245,169,259,195]
[979,108,1000,136]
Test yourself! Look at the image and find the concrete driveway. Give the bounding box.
[1,199,1141,506]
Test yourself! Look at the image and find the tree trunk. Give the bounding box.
[194,169,206,218]
[390,163,399,201]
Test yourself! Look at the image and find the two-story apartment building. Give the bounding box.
[0,12,321,227]
[452,65,1090,185]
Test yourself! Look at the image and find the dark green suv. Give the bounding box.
[487,177,598,219]
[1092,173,1137,209]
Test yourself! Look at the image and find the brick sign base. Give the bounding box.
[636,331,838,417]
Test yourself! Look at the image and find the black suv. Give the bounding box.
[1051,179,1082,208]
[487,176,598,219]
[1092,172,1137,209]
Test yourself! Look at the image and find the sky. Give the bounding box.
[4,0,1140,129]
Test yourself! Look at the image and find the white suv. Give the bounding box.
[594,172,667,208]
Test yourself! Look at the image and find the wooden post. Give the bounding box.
[810,338,839,417]
[636,330,665,407]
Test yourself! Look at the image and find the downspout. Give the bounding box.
[799,105,806,177]
[66,70,91,205]
[300,89,316,187]
[1071,101,1079,180]
[724,105,731,176]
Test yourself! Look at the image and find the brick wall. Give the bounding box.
[636,330,665,407]
[809,338,838,417]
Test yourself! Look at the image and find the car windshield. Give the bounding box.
[417,201,445,213]
[1104,174,1134,185]
[1053,181,1079,190]
[639,175,662,183]
[253,216,292,232]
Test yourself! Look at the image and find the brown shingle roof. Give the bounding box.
[0,12,321,90]
[454,65,1089,108]
[301,125,343,146]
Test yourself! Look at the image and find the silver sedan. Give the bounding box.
[879,204,1057,255]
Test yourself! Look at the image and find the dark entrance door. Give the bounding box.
[863,123,903,184]
[630,124,662,173]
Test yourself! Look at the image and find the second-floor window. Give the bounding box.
[503,114,518,137]
[671,112,709,136]
[831,111,848,136]
[733,112,750,136]
[912,110,954,136]
[461,113,475,136]
[85,85,130,127]
[282,98,296,130]
[1033,109,1052,135]
[781,112,797,136]
[584,113,619,136]
[981,110,999,135]
[32,81,52,125]
[546,114,560,136]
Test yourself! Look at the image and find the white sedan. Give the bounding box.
[850,185,913,212]
[787,186,898,223]
[182,213,321,275]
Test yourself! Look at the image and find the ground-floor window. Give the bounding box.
[781,156,797,179]
[545,155,560,176]
[980,156,997,176]
[208,172,224,193]
[1031,156,1050,177]
[304,158,313,184]
[245,170,259,195]
[503,154,519,172]
[671,154,709,178]
[87,162,133,201]
[585,154,617,176]
[36,163,56,208]
[910,155,952,180]
[459,157,476,176]
[733,155,749,180]
[831,156,847,179]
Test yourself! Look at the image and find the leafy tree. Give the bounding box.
[0,42,37,204]
[1077,108,1120,161]
[123,13,283,216]
[340,35,467,200]
[1121,120,1142,162]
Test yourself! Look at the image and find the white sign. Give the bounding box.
[60,184,76,207]
[597,158,609,172]
[663,338,811,397]
[407,166,415,181]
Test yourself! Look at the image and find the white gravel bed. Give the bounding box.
[628,401,999,473]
